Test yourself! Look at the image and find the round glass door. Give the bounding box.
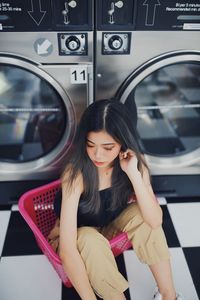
[0,63,68,163]
[119,53,200,168]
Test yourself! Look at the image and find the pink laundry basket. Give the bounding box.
[18,179,132,287]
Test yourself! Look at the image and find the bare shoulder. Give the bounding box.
[61,167,84,198]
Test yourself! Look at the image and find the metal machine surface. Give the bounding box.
[95,0,200,197]
[0,0,93,203]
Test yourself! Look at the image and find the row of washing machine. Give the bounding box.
[0,0,200,203]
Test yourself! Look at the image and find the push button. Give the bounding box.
[58,33,87,56]
[108,35,123,50]
[102,32,131,55]
[66,36,81,51]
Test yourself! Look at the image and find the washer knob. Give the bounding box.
[108,35,123,50]
[65,36,80,51]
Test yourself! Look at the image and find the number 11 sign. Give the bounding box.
[70,67,87,84]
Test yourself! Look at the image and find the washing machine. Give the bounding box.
[95,0,200,197]
[0,0,94,204]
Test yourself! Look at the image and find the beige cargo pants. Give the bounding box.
[76,203,170,300]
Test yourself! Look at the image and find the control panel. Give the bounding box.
[96,0,200,31]
[52,0,93,31]
[58,33,87,55]
[102,32,131,55]
[96,0,136,30]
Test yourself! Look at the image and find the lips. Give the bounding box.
[93,161,105,166]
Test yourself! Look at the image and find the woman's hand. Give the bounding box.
[119,149,139,177]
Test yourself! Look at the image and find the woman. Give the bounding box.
[48,99,184,300]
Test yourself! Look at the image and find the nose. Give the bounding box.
[94,147,103,160]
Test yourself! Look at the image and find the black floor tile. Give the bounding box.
[183,247,200,299]
[62,286,104,300]
[0,205,12,211]
[116,254,131,300]
[166,197,200,203]
[2,211,42,256]
[62,285,82,300]
[161,206,180,247]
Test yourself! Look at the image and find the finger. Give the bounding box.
[120,151,127,159]
[127,149,135,154]
[128,152,134,157]
[123,151,130,158]
[126,150,136,157]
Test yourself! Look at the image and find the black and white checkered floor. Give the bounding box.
[0,197,200,300]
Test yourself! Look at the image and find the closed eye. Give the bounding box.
[104,147,114,151]
[86,143,94,148]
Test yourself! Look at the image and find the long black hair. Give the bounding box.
[62,99,147,214]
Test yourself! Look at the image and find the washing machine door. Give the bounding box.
[117,51,200,175]
[0,55,76,180]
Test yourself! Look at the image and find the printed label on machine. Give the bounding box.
[0,0,52,31]
[0,0,92,31]
[70,67,88,84]
[136,0,200,30]
[33,38,53,56]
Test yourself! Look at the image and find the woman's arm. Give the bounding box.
[129,165,163,229]
[119,151,162,229]
[59,172,97,300]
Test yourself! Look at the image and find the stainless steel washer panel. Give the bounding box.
[0,32,94,63]
[96,31,200,101]
[0,55,93,180]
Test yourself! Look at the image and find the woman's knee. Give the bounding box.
[133,224,170,264]
[77,226,110,252]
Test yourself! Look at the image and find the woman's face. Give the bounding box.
[86,130,121,169]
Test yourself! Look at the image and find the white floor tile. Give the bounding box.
[168,203,200,247]
[124,248,198,300]
[0,255,61,300]
[11,204,19,211]
[170,248,198,300]
[0,211,11,256]
[123,250,156,300]
[157,197,167,205]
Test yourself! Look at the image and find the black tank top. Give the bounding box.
[53,188,127,228]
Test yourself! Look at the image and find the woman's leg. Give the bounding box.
[102,204,176,300]
[150,260,176,300]
[77,226,129,300]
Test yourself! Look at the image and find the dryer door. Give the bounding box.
[118,51,200,175]
[0,56,77,180]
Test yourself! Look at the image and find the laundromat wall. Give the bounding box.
[0,0,200,204]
